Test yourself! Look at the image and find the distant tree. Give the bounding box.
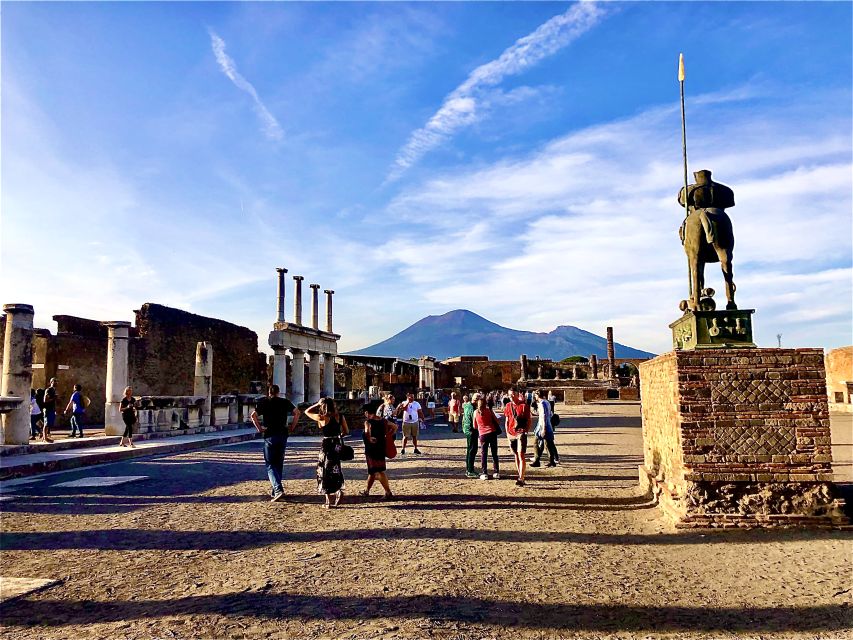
[560,356,589,364]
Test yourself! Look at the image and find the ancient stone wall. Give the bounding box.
[639,348,846,528]
[825,346,852,413]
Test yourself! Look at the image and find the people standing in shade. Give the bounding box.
[447,392,461,433]
[64,384,86,438]
[41,378,58,442]
[119,386,138,448]
[360,400,393,500]
[29,389,42,440]
[461,394,478,478]
[531,389,559,467]
[251,384,300,503]
[504,387,531,487]
[475,396,501,480]
[305,397,349,508]
[396,392,424,455]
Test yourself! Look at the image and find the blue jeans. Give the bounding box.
[70,413,85,437]
[263,434,288,496]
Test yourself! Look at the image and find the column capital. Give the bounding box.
[3,303,34,315]
[309,283,320,290]
[102,320,132,329]
[293,275,305,282]
[276,267,288,274]
[323,289,334,295]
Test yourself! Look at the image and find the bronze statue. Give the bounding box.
[678,169,737,311]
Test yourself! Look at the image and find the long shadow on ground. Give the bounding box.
[2,593,850,632]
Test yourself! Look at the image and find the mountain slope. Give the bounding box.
[348,310,654,360]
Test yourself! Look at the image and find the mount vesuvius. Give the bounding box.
[348,310,655,361]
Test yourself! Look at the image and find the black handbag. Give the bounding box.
[337,440,355,461]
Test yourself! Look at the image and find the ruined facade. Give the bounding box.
[825,346,852,413]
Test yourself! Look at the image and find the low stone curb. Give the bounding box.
[0,429,260,480]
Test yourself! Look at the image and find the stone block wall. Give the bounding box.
[825,346,852,413]
[639,348,847,528]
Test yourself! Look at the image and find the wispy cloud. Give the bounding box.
[208,29,284,141]
[385,1,607,183]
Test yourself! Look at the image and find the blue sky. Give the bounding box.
[2,1,851,355]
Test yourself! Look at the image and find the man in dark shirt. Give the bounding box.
[251,384,300,502]
[42,378,58,442]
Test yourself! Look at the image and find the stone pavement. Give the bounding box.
[0,427,260,480]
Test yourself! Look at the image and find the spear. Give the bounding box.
[679,52,692,302]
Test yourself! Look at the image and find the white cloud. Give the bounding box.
[385,1,606,183]
[208,29,284,141]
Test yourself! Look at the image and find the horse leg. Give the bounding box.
[718,247,736,309]
[691,258,703,311]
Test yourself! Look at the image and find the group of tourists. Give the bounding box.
[250,384,561,507]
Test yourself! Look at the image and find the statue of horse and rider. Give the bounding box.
[678,169,737,312]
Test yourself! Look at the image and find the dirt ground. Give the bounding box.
[1,402,851,639]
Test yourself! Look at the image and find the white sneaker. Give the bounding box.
[479,474,489,480]
[493,473,500,480]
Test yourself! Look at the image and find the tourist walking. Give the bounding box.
[64,383,86,438]
[448,392,461,433]
[461,394,478,478]
[29,389,42,440]
[119,386,138,448]
[250,384,300,502]
[305,397,349,508]
[41,378,58,442]
[397,392,423,455]
[504,387,531,486]
[360,400,393,500]
[474,397,501,480]
[531,389,559,467]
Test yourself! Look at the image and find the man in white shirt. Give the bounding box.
[397,392,424,455]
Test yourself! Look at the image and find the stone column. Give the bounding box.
[572,364,579,379]
[308,351,321,402]
[2,304,34,445]
[103,320,131,436]
[310,284,320,330]
[194,341,213,426]
[276,267,288,323]
[290,349,305,404]
[293,276,304,326]
[322,354,335,397]
[272,347,288,392]
[590,354,598,379]
[324,290,334,333]
[606,327,616,380]
[519,354,528,381]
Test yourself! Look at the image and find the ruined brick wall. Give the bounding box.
[825,346,852,412]
[131,303,266,398]
[639,352,683,486]
[439,360,521,390]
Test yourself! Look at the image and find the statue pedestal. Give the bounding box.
[670,309,756,351]
[639,348,848,528]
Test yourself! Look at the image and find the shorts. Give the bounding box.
[508,432,528,454]
[448,412,459,422]
[402,421,419,438]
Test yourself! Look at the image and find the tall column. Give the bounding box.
[272,347,288,393]
[590,354,599,379]
[2,304,34,445]
[276,267,288,323]
[519,354,528,381]
[290,349,305,404]
[324,290,334,332]
[103,320,131,436]
[308,351,321,402]
[322,354,335,397]
[292,276,304,326]
[194,341,213,426]
[606,327,616,380]
[310,284,320,329]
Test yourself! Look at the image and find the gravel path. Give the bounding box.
[1,402,851,639]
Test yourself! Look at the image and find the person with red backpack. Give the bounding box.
[503,387,531,487]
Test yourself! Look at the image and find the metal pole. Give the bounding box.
[679,53,692,300]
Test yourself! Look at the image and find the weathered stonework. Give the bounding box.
[825,346,852,413]
[639,348,848,528]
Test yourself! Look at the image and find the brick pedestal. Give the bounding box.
[639,348,848,528]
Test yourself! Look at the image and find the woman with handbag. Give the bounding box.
[360,400,394,500]
[305,397,350,508]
